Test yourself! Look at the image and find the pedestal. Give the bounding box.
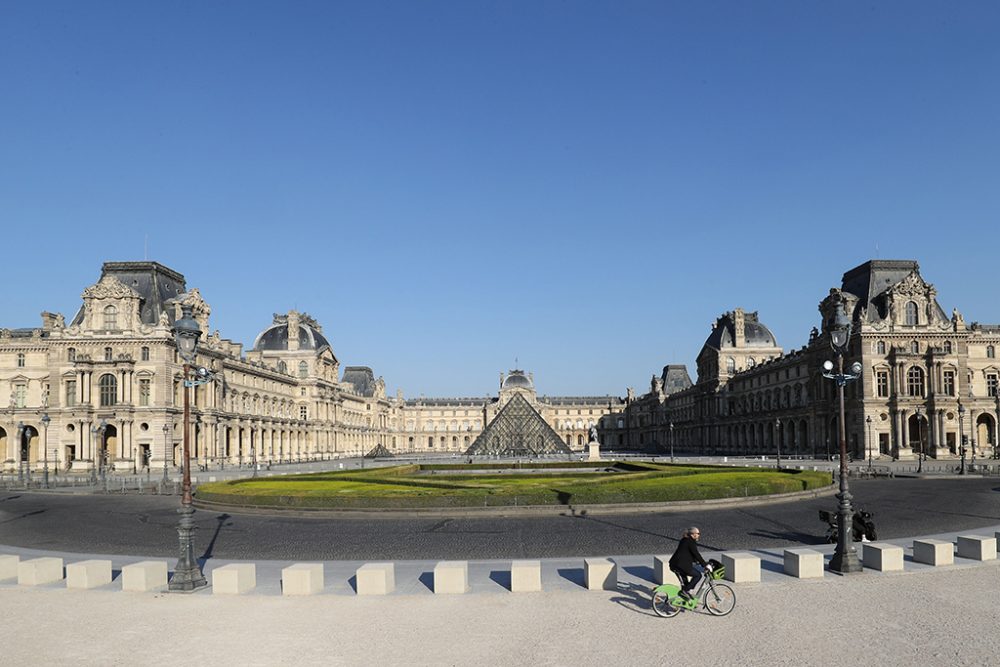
[587,441,601,462]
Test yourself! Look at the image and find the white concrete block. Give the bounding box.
[510,560,541,592]
[913,539,953,566]
[783,548,824,578]
[957,535,997,561]
[584,558,617,591]
[18,557,64,586]
[862,543,904,572]
[433,560,468,594]
[282,563,324,596]
[356,563,395,596]
[122,561,168,592]
[212,563,256,595]
[0,554,18,581]
[653,555,677,585]
[66,560,112,589]
[722,552,761,583]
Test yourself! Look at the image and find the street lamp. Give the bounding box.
[958,402,967,475]
[41,413,50,489]
[866,415,873,472]
[169,303,208,592]
[821,300,864,575]
[90,419,108,488]
[995,392,1000,460]
[16,422,24,484]
[162,423,171,484]
[915,407,924,474]
[669,422,675,464]
[775,418,782,470]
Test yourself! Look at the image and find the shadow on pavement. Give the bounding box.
[609,581,657,617]
[558,567,585,588]
[489,570,511,591]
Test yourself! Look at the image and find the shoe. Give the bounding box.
[679,590,693,600]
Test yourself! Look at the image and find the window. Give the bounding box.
[910,341,919,354]
[427,436,433,448]
[943,341,953,354]
[875,370,889,397]
[988,345,996,359]
[104,347,113,362]
[987,373,999,398]
[726,357,735,373]
[141,346,150,361]
[65,379,77,407]
[299,361,308,378]
[943,370,955,397]
[876,341,886,355]
[299,406,308,420]
[68,347,76,361]
[17,353,25,367]
[139,378,151,406]
[103,305,118,330]
[747,357,756,368]
[14,383,27,408]
[99,374,118,406]
[277,361,287,373]
[905,301,918,325]
[906,367,924,397]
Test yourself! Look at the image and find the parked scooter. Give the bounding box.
[819,509,877,543]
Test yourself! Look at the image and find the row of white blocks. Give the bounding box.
[2,533,996,595]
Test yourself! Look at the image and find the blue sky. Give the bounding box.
[2,2,998,397]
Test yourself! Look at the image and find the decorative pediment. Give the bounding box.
[82,275,140,301]
[887,270,934,299]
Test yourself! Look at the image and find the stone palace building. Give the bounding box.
[3,259,998,474]
[0,261,622,473]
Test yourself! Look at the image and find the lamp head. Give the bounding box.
[822,360,834,372]
[829,302,852,353]
[40,413,50,426]
[171,304,202,364]
[958,403,965,414]
[850,361,863,375]
[866,415,872,424]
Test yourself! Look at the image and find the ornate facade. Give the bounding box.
[1,262,625,473]
[616,260,1000,461]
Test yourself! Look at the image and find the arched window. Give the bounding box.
[910,341,919,354]
[988,345,996,359]
[905,301,918,326]
[103,305,118,330]
[726,357,735,373]
[277,361,287,373]
[747,357,756,368]
[68,347,76,361]
[99,374,118,406]
[906,367,924,397]
[876,341,886,355]
[298,361,308,378]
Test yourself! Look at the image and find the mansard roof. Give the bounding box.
[71,261,187,327]
[702,310,777,351]
[341,366,377,396]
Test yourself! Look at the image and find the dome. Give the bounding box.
[702,310,777,351]
[253,313,331,352]
[502,370,533,390]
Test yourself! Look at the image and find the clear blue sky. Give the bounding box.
[2,2,998,397]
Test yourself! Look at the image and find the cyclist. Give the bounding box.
[669,526,708,599]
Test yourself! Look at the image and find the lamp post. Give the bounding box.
[775,418,782,470]
[995,393,1000,460]
[669,422,675,464]
[90,420,107,487]
[958,402,966,475]
[162,423,171,484]
[169,304,208,592]
[41,413,50,489]
[915,406,924,474]
[251,442,258,478]
[866,415,873,472]
[821,301,864,575]
[16,422,24,484]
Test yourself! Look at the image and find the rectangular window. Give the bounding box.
[14,384,27,408]
[943,370,955,397]
[141,346,150,361]
[988,374,999,398]
[66,380,77,407]
[139,378,151,406]
[876,371,889,398]
[299,406,308,420]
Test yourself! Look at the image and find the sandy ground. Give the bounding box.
[4,561,999,667]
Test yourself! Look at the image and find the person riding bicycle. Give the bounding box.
[669,526,708,599]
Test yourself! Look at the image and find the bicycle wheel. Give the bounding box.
[651,590,681,618]
[702,582,736,616]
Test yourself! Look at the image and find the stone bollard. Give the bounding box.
[282,563,324,596]
[122,561,169,592]
[18,557,65,586]
[913,539,953,567]
[584,558,617,591]
[356,563,395,596]
[0,554,20,581]
[510,560,542,592]
[212,564,256,595]
[722,552,761,583]
[957,535,997,561]
[433,561,468,595]
[67,560,113,589]
[783,548,823,578]
[861,543,904,572]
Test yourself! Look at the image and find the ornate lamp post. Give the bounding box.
[41,413,50,489]
[915,406,924,474]
[958,402,966,475]
[775,418,782,470]
[91,420,108,488]
[169,304,208,592]
[16,422,25,484]
[821,301,864,575]
[669,422,675,464]
[995,392,1000,460]
[866,415,873,472]
[162,423,171,484]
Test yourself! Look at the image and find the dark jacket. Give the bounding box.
[669,536,707,573]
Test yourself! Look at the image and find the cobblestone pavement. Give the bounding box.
[1,478,998,560]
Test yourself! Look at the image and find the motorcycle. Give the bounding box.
[819,508,877,543]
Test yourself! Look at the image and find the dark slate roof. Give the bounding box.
[702,311,777,351]
[342,366,376,396]
[254,322,331,352]
[71,261,187,327]
[502,370,533,390]
[661,365,693,394]
[841,260,948,323]
[405,398,491,407]
[541,396,624,406]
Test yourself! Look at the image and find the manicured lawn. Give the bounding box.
[196,462,832,509]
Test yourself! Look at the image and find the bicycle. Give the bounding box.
[651,559,736,618]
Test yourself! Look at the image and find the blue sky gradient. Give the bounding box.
[2,2,998,397]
